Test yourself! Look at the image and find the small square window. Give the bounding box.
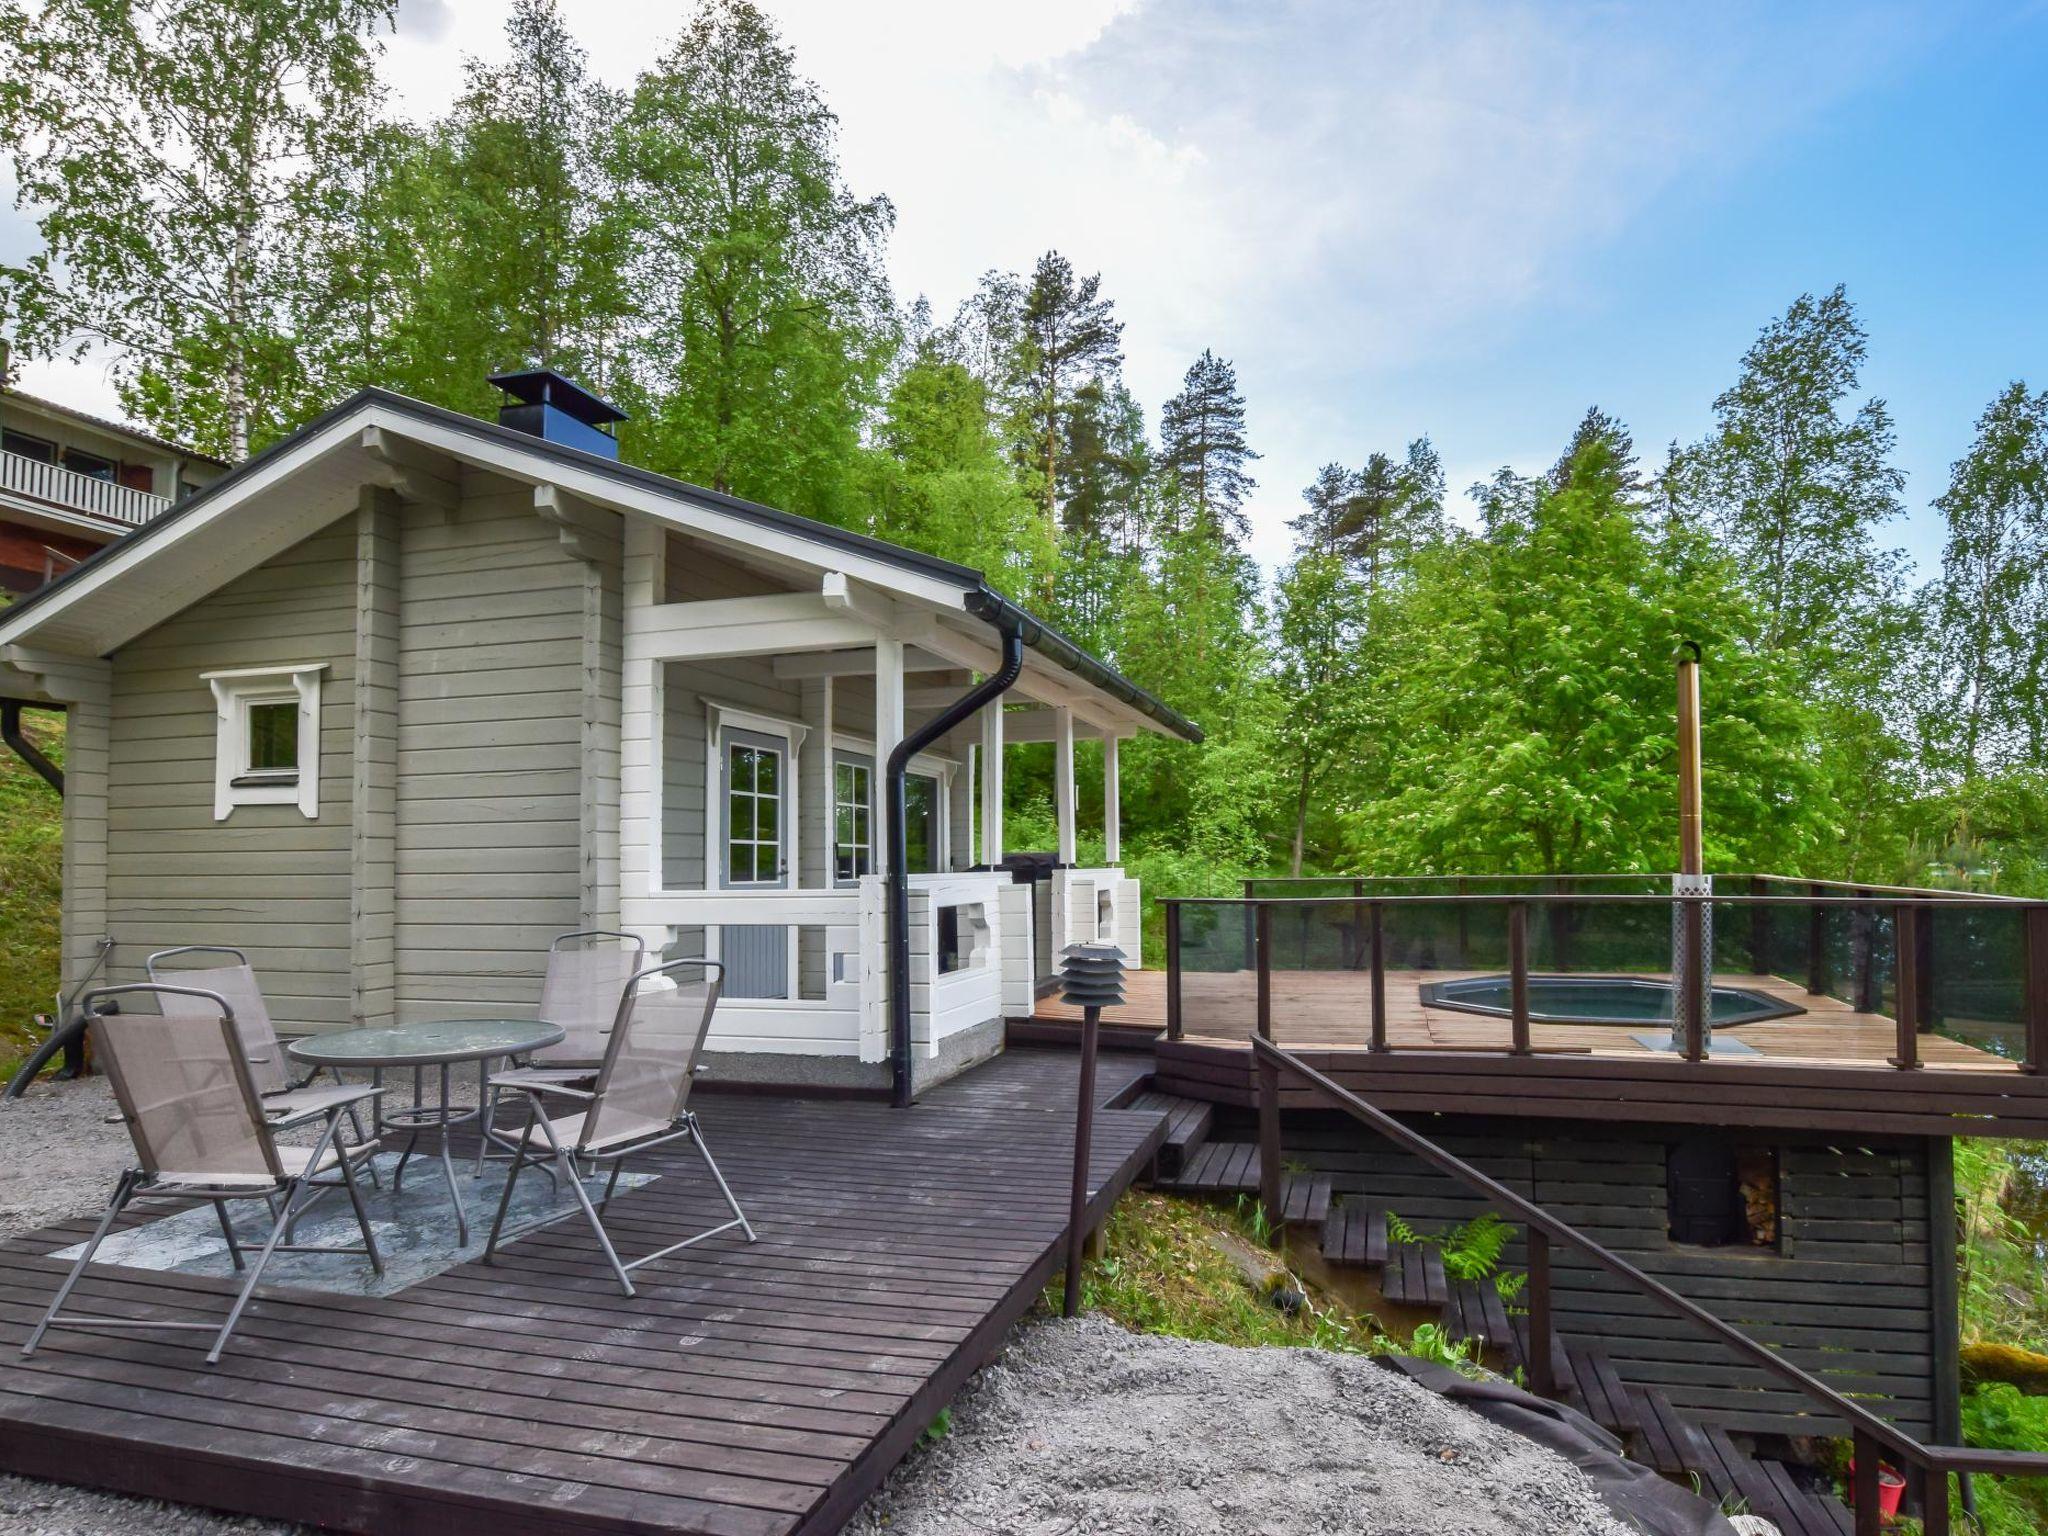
[205,665,323,819]
[244,701,299,776]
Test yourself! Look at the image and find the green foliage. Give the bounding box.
[1956,1138,2048,1353]
[0,707,63,1074]
[1670,284,1906,689]
[0,0,397,458]
[1385,1210,1521,1293]
[1064,1191,1374,1354]
[915,1407,953,1449]
[611,0,894,523]
[1923,381,2048,779]
[1959,1386,2048,1535]
[1403,1323,1477,1373]
[1342,437,1828,876]
[1158,349,1258,545]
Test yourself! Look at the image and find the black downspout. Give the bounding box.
[888,598,1029,1107]
[2,699,64,794]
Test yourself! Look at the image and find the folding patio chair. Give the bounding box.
[474,929,645,1176]
[146,947,380,1170]
[483,957,753,1295]
[22,983,385,1365]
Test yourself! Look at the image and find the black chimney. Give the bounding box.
[489,369,626,461]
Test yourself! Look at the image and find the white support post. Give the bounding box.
[1103,733,1121,866]
[1054,706,1077,866]
[619,518,666,915]
[873,636,904,876]
[981,701,1005,867]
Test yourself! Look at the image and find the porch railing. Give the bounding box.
[1251,1033,2048,1536]
[1163,888,2048,1073]
[0,448,169,526]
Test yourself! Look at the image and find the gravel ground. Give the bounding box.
[849,1316,1635,1536]
[2,1079,1632,1536]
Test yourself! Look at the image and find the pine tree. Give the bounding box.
[1550,406,1639,495]
[1287,437,1444,581]
[1158,349,1258,543]
[0,0,396,457]
[1009,251,1123,538]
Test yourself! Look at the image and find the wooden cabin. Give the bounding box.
[0,371,1196,1098]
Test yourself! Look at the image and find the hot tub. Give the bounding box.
[1418,974,1802,1027]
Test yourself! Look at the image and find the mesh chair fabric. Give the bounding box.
[153,963,289,1095]
[93,1004,278,1185]
[536,944,640,1064]
[580,970,716,1151]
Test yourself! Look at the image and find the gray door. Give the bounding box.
[720,727,790,998]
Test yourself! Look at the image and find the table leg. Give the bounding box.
[438,1062,469,1245]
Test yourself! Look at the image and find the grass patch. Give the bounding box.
[1047,1189,1381,1354]
[0,706,64,1074]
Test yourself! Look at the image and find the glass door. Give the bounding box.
[720,727,789,997]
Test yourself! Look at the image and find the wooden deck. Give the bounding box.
[1037,966,2017,1069]
[0,1049,1165,1536]
[1030,968,2048,1136]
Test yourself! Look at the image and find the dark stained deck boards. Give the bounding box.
[0,1049,1168,1536]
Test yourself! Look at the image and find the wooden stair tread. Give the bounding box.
[1443,1277,1513,1354]
[1383,1239,1448,1307]
[1564,1340,1640,1435]
[1125,1091,1214,1180]
[1754,1456,1852,1536]
[1156,1145,1327,1226]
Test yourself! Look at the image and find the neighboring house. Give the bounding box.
[0,370,1197,1096]
[0,388,228,595]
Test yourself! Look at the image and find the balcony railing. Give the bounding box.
[0,448,170,526]
[1164,881,2048,1071]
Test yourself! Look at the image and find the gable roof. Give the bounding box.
[0,387,1201,742]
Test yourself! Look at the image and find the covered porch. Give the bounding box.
[618,521,1166,1095]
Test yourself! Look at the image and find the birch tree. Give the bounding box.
[0,0,394,458]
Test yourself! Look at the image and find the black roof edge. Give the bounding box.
[965,587,1203,744]
[0,386,1203,743]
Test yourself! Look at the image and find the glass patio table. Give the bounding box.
[288,1019,564,1245]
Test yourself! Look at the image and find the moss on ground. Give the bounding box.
[0,707,64,1075]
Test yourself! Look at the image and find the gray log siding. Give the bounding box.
[103,513,360,1027]
[578,509,624,931]
[393,476,590,1016]
[57,676,111,999]
[350,488,400,1028]
[1258,1109,1941,1437]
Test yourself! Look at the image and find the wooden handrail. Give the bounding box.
[1249,1034,2048,1535]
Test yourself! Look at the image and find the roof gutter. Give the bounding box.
[887,596,1027,1107]
[967,585,1203,744]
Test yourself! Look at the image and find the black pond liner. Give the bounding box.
[1419,974,1806,1028]
[1380,1356,1736,1536]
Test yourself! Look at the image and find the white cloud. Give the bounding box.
[15,0,1932,572]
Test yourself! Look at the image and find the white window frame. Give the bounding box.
[203,662,326,821]
[700,699,807,892]
[832,732,953,876]
[832,756,874,886]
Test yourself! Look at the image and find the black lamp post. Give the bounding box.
[1060,942,1126,1318]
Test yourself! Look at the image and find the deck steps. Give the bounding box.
[1153,1141,1331,1226]
[1121,1090,1214,1181]
[1318,1202,1388,1267]
[1103,1063,1855,1532]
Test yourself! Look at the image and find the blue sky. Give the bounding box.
[7,0,2046,580]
